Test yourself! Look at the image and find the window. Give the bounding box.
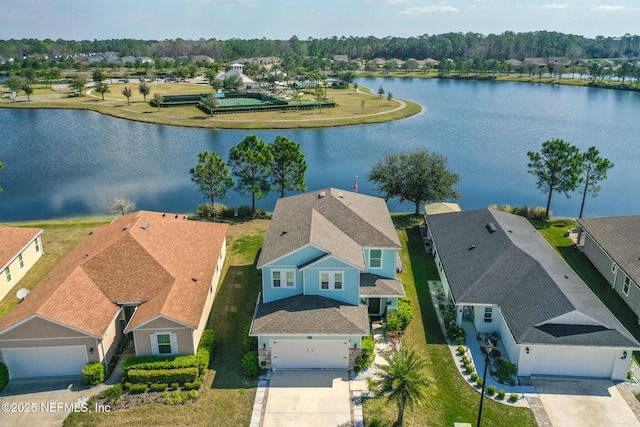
[612,262,618,274]
[484,307,492,323]
[320,271,344,291]
[370,249,382,269]
[4,267,11,284]
[35,239,40,253]
[157,334,172,354]
[18,254,24,269]
[271,269,295,288]
[623,276,631,296]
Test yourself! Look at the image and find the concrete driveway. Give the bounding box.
[533,377,640,427]
[0,378,94,427]
[262,370,352,427]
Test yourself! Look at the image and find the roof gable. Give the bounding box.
[0,226,43,270]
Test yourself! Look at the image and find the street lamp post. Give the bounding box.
[477,339,494,427]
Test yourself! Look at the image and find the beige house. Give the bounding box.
[0,226,44,301]
[0,211,227,380]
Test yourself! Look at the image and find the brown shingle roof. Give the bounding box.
[0,211,227,337]
[0,226,43,270]
[257,188,400,269]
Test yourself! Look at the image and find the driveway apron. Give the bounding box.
[262,370,351,427]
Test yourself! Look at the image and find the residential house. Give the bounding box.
[0,211,227,380]
[250,189,405,370]
[577,215,640,322]
[425,208,639,380]
[0,227,44,301]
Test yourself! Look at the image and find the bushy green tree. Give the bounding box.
[578,146,614,218]
[190,151,233,221]
[229,135,273,215]
[121,86,132,105]
[94,82,109,100]
[138,82,150,101]
[268,136,307,198]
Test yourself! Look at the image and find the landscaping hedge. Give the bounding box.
[0,363,8,393]
[127,367,199,384]
[82,362,106,385]
[123,330,216,376]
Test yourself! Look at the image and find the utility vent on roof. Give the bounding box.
[319,191,326,198]
[122,223,132,231]
[486,223,497,233]
[338,191,344,198]
[192,277,198,282]
[141,222,149,229]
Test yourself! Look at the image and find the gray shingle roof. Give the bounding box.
[250,295,369,336]
[360,273,406,297]
[577,215,640,285]
[427,208,639,348]
[257,189,401,269]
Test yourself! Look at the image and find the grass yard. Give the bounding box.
[0,217,113,320]
[533,219,640,348]
[64,218,269,426]
[363,218,537,426]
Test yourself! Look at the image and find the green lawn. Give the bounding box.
[533,219,640,348]
[363,220,537,426]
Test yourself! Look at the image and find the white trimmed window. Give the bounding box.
[612,262,618,274]
[4,267,11,284]
[151,332,178,355]
[369,249,383,269]
[35,239,40,253]
[320,271,344,291]
[271,269,295,288]
[18,254,24,269]
[484,307,492,323]
[623,276,631,296]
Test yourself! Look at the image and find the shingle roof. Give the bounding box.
[257,188,400,269]
[426,208,639,348]
[0,212,227,337]
[250,295,369,336]
[0,226,43,271]
[577,215,640,285]
[359,273,405,297]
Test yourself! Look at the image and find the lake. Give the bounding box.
[1,77,639,221]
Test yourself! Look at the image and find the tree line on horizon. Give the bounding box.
[2,31,640,63]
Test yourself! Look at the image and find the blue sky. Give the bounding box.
[1,0,638,40]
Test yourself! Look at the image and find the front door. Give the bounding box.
[368,298,381,315]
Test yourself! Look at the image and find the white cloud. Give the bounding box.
[397,6,460,15]
[592,5,625,11]
[387,0,409,4]
[541,3,567,9]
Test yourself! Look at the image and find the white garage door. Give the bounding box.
[271,340,349,369]
[2,345,88,379]
[530,346,615,378]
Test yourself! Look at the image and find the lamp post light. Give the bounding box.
[477,338,494,427]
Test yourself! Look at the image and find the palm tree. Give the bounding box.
[368,348,429,426]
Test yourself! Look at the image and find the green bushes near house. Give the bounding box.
[150,383,169,392]
[489,204,550,220]
[127,367,199,385]
[457,345,465,356]
[124,382,149,394]
[476,378,484,388]
[387,298,414,332]
[183,380,203,391]
[509,393,519,403]
[82,362,106,385]
[487,385,496,396]
[470,373,478,382]
[163,390,199,404]
[241,351,260,377]
[0,363,8,393]
[243,323,257,352]
[355,335,376,372]
[497,389,506,400]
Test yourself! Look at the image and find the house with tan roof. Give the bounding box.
[249,188,405,370]
[0,211,227,380]
[0,226,44,301]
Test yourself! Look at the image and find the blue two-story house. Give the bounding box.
[249,188,405,370]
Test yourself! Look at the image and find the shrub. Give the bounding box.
[487,385,496,396]
[96,384,124,406]
[464,363,474,374]
[254,208,266,216]
[171,382,180,390]
[496,360,517,379]
[241,351,259,377]
[470,373,478,382]
[196,203,212,218]
[163,391,195,405]
[446,324,465,344]
[508,393,519,403]
[186,390,198,400]
[355,336,376,371]
[127,367,199,384]
[243,323,257,352]
[82,362,106,385]
[461,355,469,365]
[150,383,168,392]
[476,378,483,388]
[0,363,9,393]
[442,304,456,327]
[396,298,413,330]
[183,380,203,391]
[491,349,501,358]
[236,205,252,217]
[386,311,403,331]
[128,383,148,394]
[221,206,236,218]
[457,346,465,356]
[497,389,506,400]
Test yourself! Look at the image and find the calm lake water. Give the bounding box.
[1,78,639,221]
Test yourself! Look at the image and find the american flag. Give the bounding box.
[353,176,358,193]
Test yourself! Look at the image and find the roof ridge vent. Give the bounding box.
[319,191,326,199]
[337,191,344,198]
[122,222,132,231]
[486,223,497,233]
[140,222,149,229]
